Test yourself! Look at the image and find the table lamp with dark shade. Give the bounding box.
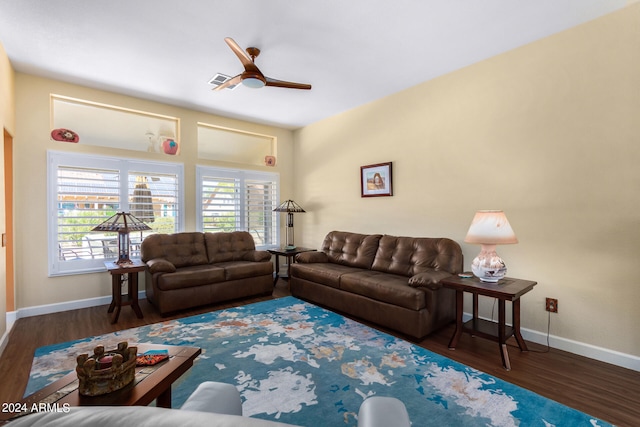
[92,212,152,265]
[464,210,518,282]
[273,200,305,249]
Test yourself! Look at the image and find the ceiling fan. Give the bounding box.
[213,37,312,91]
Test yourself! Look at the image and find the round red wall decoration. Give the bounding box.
[51,128,79,143]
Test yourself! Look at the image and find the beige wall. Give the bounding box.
[13,75,294,309]
[5,4,640,363]
[0,42,15,341]
[293,4,640,357]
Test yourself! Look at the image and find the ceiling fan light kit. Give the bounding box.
[214,37,311,92]
[242,73,266,89]
[243,78,265,88]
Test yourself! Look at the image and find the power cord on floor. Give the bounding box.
[528,310,551,353]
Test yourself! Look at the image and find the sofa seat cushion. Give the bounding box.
[216,261,273,281]
[157,264,225,291]
[340,271,426,311]
[290,263,357,289]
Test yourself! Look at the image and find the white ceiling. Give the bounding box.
[0,0,628,130]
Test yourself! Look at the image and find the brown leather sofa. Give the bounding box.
[141,231,273,314]
[290,231,463,340]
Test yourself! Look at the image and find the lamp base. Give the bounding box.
[471,244,507,283]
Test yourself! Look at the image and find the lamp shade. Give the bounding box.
[464,210,518,245]
[92,212,152,233]
[273,200,306,213]
[273,200,305,248]
[92,212,152,265]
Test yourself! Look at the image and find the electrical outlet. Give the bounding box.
[545,298,558,313]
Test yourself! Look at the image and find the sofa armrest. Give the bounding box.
[146,258,177,274]
[296,251,328,263]
[243,250,272,262]
[408,270,453,290]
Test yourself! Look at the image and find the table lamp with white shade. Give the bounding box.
[464,210,518,282]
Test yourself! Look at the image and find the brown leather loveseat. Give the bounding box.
[290,231,463,339]
[141,231,274,314]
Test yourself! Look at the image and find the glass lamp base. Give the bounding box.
[471,244,507,283]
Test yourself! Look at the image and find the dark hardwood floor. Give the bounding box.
[1,280,638,426]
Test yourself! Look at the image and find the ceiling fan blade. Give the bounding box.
[265,77,312,90]
[212,74,243,91]
[224,37,260,73]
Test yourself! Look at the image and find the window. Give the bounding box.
[48,151,184,276]
[196,166,279,249]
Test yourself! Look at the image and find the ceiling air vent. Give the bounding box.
[208,73,238,90]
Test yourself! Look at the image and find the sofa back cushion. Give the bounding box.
[321,231,382,269]
[205,231,256,263]
[141,232,208,268]
[372,235,463,277]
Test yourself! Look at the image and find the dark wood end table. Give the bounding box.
[105,260,146,324]
[267,247,316,285]
[441,275,537,371]
[0,344,201,423]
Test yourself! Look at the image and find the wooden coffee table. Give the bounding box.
[0,344,200,423]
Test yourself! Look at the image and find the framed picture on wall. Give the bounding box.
[361,162,393,197]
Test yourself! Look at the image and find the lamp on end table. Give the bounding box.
[92,212,152,266]
[464,210,518,282]
[273,200,305,250]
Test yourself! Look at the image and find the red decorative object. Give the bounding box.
[162,138,178,155]
[265,155,276,166]
[97,354,115,369]
[136,353,169,366]
[51,128,79,143]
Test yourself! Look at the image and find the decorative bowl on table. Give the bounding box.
[75,341,137,396]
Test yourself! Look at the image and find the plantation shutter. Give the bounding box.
[197,166,279,248]
[246,177,277,246]
[57,166,121,261]
[128,171,180,233]
[201,174,241,233]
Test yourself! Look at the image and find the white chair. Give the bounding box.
[358,396,411,427]
[182,382,412,427]
[181,381,243,416]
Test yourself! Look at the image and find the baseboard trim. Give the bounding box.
[0,329,9,359]
[0,311,18,359]
[6,310,16,330]
[462,312,640,372]
[6,291,146,321]
[520,326,640,372]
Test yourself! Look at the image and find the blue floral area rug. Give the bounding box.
[27,297,612,426]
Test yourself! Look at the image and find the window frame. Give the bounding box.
[196,165,280,249]
[47,151,185,276]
